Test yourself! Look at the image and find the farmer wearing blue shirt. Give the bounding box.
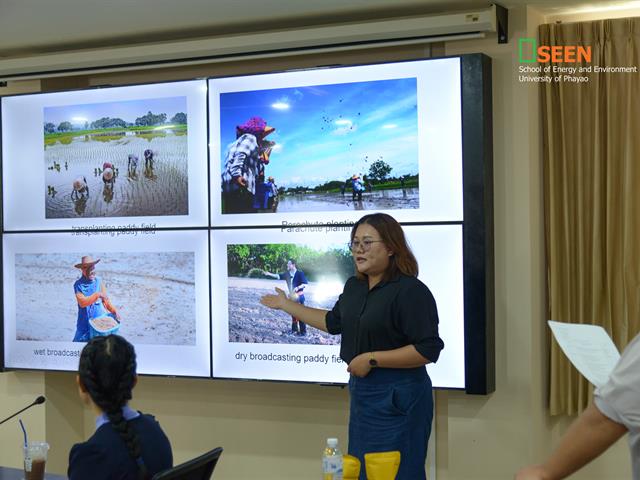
[350,174,364,201]
[264,259,309,335]
[73,256,120,342]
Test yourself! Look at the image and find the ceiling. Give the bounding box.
[0,0,635,59]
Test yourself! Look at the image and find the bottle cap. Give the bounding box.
[327,438,338,447]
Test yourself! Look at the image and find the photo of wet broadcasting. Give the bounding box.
[15,251,196,345]
[44,96,189,219]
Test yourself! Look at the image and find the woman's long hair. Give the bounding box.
[350,213,418,281]
[78,335,148,479]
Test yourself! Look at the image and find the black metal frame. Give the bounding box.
[460,54,495,394]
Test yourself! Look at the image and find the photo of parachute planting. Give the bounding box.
[226,242,354,345]
[44,96,189,218]
[218,77,420,215]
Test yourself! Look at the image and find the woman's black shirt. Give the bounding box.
[325,274,444,364]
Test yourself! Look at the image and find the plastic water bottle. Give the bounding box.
[322,437,343,480]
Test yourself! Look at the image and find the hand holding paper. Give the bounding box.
[548,320,620,387]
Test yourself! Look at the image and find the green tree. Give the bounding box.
[91,117,127,129]
[368,159,392,183]
[170,112,187,124]
[226,243,353,282]
[227,244,251,275]
[135,111,168,126]
[57,121,73,132]
[44,122,56,134]
[314,180,344,192]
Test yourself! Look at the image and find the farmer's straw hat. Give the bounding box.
[236,117,275,139]
[74,256,100,269]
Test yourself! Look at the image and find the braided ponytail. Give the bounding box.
[79,336,149,480]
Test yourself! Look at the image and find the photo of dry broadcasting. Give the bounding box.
[44,96,189,219]
[15,251,196,345]
[226,242,354,345]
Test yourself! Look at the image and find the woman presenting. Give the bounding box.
[260,213,444,480]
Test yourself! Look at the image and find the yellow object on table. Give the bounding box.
[364,451,401,480]
[343,454,361,479]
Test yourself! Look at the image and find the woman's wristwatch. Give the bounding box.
[368,352,378,368]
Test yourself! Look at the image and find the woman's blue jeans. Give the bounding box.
[348,367,433,480]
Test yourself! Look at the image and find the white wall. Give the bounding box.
[0,372,46,469]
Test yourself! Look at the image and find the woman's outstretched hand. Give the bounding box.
[260,287,288,310]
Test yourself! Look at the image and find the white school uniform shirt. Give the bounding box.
[594,333,640,480]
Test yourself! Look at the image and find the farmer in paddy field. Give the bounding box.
[221,116,276,214]
[73,256,120,342]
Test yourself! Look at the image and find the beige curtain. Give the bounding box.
[541,18,640,415]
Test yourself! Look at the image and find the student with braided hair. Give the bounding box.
[68,335,173,480]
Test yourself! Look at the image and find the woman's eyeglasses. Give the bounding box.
[348,240,385,252]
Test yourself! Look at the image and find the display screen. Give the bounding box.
[2,80,208,231]
[210,225,464,387]
[209,58,462,227]
[2,230,210,376]
[2,55,491,390]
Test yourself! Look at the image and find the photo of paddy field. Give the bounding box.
[15,252,196,345]
[226,243,352,345]
[44,96,189,219]
[219,77,420,215]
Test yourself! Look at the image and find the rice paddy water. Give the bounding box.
[45,133,188,218]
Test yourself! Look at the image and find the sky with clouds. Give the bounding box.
[44,96,187,126]
[219,77,419,188]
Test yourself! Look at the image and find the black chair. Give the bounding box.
[152,447,223,480]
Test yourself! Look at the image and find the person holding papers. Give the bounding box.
[260,213,444,480]
[515,333,640,480]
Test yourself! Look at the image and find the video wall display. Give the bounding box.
[209,57,463,227]
[2,80,208,231]
[210,225,464,387]
[2,54,493,392]
[2,230,211,377]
